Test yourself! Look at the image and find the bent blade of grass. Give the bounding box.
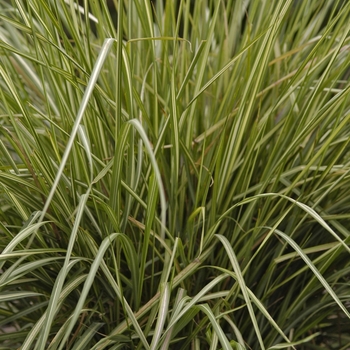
[196,304,232,350]
[0,257,64,287]
[21,261,86,350]
[0,221,48,271]
[278,193,350,250]
[207,193,350,254]
[164,273,229,333]
[92,250,206,350]
[57,232,150,350]
[88,254,155,350]
[0,40,59,120]
[0,254,28,288]
[273,228,350,319]
[213,266,294,348]
[222,315,246,349]
[88,251,212,349]
[37,193,90,350]
[215,234,265,350]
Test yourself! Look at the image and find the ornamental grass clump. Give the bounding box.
[0,0,350,349]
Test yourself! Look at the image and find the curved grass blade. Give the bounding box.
[215,234,265,350]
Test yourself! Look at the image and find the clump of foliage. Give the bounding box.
[0,0,350,349]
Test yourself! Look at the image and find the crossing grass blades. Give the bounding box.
[0,0,350,349]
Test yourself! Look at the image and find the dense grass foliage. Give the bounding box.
[0,0,350,349]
